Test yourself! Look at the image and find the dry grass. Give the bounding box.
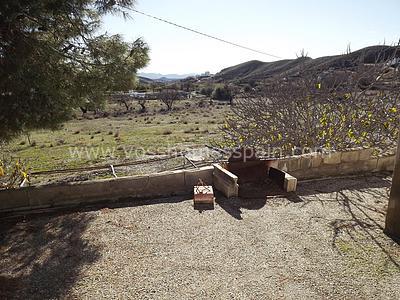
[2,99,231,184]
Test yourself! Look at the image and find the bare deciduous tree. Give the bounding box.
[112,94,133,112]
[222,47,400,156]
[159,89,179,111]
[138,99,147,113]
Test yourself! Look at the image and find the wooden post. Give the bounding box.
[385,133,400,239]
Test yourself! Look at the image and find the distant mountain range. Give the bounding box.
[137,46,399,85]
[213,45,399,83]
[138,72,197,81]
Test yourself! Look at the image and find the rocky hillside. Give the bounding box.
[214,45,399,83]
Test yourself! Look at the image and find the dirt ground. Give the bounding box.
[1,173,399,299]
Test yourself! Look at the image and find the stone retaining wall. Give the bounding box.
[0,166,214,213]
[276,148,396,180]
[0,148,396,214]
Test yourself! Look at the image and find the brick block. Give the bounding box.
[194,186,214,204]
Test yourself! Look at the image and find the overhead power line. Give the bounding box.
[124,7,282,59]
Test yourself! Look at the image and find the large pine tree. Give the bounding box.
[0,0,149,141]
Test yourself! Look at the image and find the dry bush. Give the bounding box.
[0,145,30,189]
[162,129,173,135]
[138,99,147,112]
[159,89,180,110]
[184,128,194,133]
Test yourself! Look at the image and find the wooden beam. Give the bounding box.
[385,133,400,239]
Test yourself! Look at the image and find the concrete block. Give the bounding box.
[69,180,112,202]
[0,188,30,210]
[28,180,112,207]
[269,167,297,192]
[284,175,297,192]
[359,148,374,161]
[0,166,233,213]
[362,159,378,172]
[213,164,239,198]
[377,155,396,171]
[311,153,323,168]
[184,166,213,188]
[300,155,312,169]
[323,151,341,165]
[292,164,339,180]
[286,156,301,172]
[337,159,378,175]
[146,170,186,197]
[341,150,360,163]
[278,159,289,171]
[28,184,73,207]
[108,175,150,198]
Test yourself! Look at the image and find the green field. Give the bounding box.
[2,98,230,181]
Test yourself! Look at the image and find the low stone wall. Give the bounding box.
[276,148,396,180]
[0,166,214,213]
[268,167,297,192]
[213,163,239,198]
[0,148,395,214]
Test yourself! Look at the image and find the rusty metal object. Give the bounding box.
[194,179,214,207]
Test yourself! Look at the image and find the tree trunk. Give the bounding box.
[79,106,87,116]
[123,101,130,111]
[385,132,400,240]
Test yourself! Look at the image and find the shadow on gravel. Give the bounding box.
[216,179,286,220]
[297,173,392,196]
[329,189,399,270]
[0,194,200,298]
[296,173,399,271]
[0,212,101,299]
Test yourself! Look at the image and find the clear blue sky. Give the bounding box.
[103,0,400,74]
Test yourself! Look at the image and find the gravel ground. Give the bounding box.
[1,173,399,299]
